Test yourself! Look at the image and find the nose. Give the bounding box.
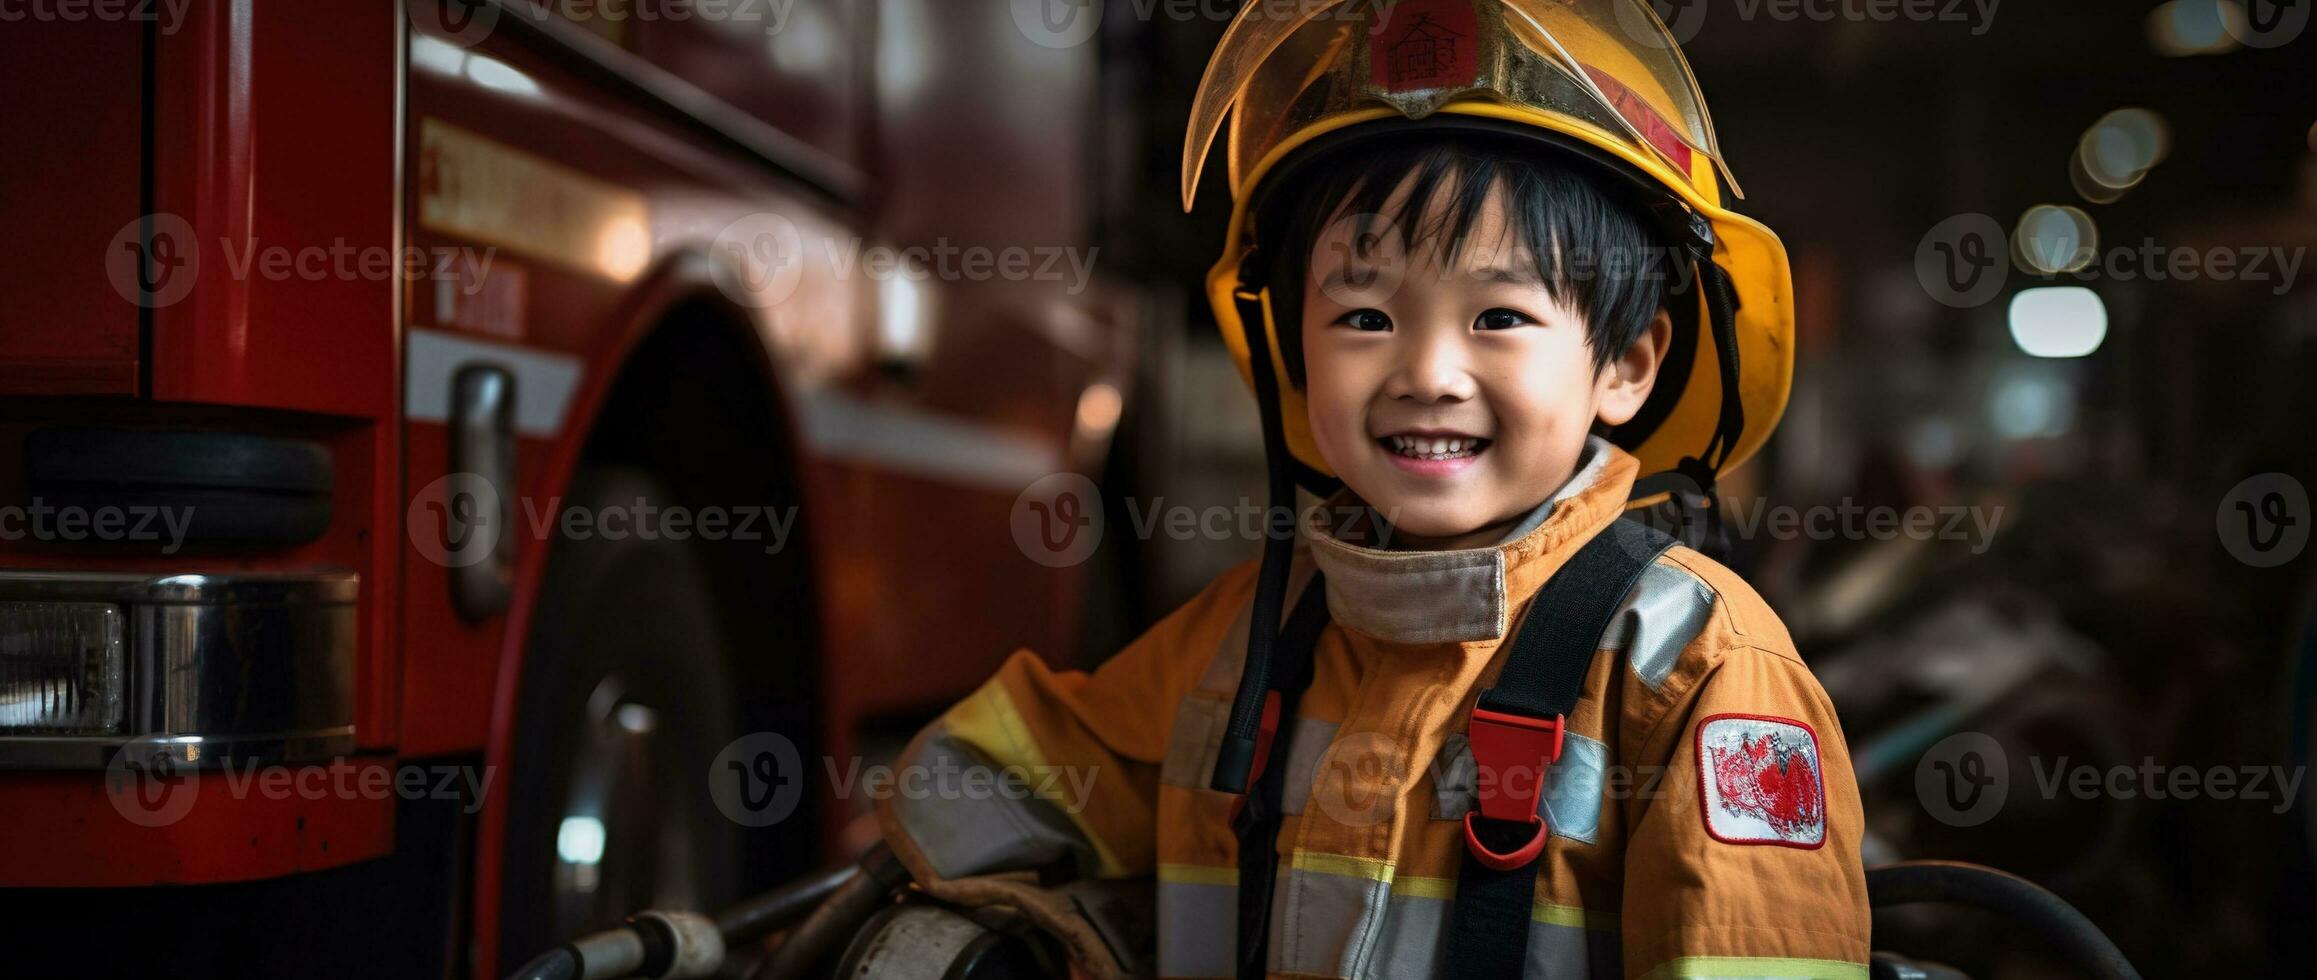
[1380,322,1477,405]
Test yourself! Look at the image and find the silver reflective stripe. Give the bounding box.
[1601,558,1718,691]
[1269,858,1393,977]
[890,730,1098,880]
[1529,917,1621,978]
[1241,858,1619,979]
[1357,895,1617,979]
[1158,872,1239,978]
[1362,891,1450,979]
[1429,730,1610,844]
[1277,716,1341,815]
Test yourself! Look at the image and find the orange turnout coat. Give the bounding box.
[876,439,1871,979]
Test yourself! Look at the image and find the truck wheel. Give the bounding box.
[497,467,756,963]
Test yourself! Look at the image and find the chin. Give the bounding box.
[1369,503,1488,542]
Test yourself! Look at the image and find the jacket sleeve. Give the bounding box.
[874,562,1255,886]
[1618,636,1873,980]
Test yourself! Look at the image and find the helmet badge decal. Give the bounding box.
[1369,0,1480,93]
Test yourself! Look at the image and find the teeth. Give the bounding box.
[1386,435,1484,460]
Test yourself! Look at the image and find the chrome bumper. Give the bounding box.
[0,570,357,769]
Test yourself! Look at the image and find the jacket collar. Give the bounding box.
[1300,436,1639,646]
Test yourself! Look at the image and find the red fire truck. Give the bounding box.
[0,1,1140,974]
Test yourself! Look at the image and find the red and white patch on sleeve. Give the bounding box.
[1696,714,1827,848]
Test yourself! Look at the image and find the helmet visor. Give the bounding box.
[1181,0,1735,211]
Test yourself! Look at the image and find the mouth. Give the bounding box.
[1376,431,1491,475]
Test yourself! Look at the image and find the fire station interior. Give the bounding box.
[0,1,2313,978]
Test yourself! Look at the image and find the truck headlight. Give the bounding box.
[0,571,355,768]
[0,601,126,734]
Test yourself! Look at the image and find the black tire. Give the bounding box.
[497,467,762,964]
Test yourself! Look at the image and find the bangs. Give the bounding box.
[1261,134,1682,382]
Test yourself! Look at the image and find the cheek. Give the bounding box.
[1485,344,1600,457]
[1302,351,1365,471]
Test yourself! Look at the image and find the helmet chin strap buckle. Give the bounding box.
[1629,456,1726,557]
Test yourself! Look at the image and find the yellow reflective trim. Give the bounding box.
[1639,955,1869,979]
[942,681,1128,877]
[1288,850,1394,884]
[1159,863,1239,887]
[1389,874,1455,901]
[1533,902,1618,932]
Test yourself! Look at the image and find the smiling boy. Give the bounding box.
[873,2,1869,978]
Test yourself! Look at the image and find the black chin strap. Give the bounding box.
[1212,273,1297,797]
[1630,256,1746,559]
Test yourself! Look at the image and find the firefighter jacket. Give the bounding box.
[874,438,1872,979]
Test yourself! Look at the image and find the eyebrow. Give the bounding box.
[1467,263,1548,286]
[1316,263,1392,295]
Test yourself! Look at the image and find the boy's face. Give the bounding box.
[1299,176,1671,549]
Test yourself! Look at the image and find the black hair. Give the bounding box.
[1259,134,1681,386]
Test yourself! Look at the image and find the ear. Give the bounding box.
[1594,309,1673,427]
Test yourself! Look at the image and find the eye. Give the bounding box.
[1476,308,1535,331]
[1335,309,1392,332]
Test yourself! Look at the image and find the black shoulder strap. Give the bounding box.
[1231,573,1330,980]
[1447,518,1677,979]
[1478,519,1676,719]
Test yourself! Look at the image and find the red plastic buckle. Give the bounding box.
[1460,706,1562,869]
[1462,811,1547,871]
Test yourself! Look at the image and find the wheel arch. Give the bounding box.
[475,248,830,976]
